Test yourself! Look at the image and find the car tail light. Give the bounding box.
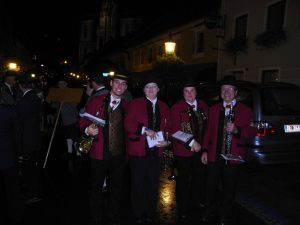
[251,121,276,137]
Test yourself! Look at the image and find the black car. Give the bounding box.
[198,81,300,164]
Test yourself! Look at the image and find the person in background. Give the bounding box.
[77,73,110,189]
[57,77,81,158]
[0,86,24,225]
[170,81,208,221]
[0,71,18,105]
[89,74,109,97]
[78,74,109,113]
[124,78,171,225]
[79,74,129,225]
[16,74,43,204]
[200,76,256,225]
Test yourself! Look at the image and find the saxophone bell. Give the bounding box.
[76,123,97,154]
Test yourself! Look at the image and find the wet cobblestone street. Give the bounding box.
[11,134,269,225]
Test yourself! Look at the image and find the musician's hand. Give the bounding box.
[87,124,98,136]
[226,122,237,133]
[145,129,157,140]
[201,152,208,165]
[191,141,201,152]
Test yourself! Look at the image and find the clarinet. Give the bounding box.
[225,104,234,156]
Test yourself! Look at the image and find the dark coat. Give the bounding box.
[171,99,209,157]
[79,94,128,160]
[0,83,17,105]
[202,102,256,163]
[124,97,171,157]
[77,87,109,112]
[0,104,17,170]
[16,90,42,154]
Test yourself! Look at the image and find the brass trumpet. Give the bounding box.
[77,123,97,154]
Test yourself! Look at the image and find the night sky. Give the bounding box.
[3,0,217,66]
[6,1,101,64]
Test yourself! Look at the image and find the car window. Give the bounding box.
[236,87,253,108]
[261,87,300,115]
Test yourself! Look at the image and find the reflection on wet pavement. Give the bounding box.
[158,170,177,224]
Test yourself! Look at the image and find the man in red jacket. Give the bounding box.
[170,81,209,220]
[124,78,171,224]
[200,76,256,225]
[79,73,129,225]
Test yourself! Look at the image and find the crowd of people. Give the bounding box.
[0,71,43,225]
[0,69,256,225]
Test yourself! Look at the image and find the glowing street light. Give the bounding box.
[7,62,20,71]
[164,41,176,55]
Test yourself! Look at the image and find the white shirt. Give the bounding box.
[23,89,33,97]
[110,96,121,111]
[5,82,13,95]
[146,97,157,112]
[223,99,236,116]
[186,99,197,111]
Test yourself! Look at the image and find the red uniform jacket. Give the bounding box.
[124,97,171,157]
[202,102,256,163]
[79,94,128,160]
[171,99,209,157]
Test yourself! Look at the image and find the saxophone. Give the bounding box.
[77,123,97,154]
[225,104,234,156]
[77,97,108,154]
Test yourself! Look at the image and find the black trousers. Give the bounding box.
[20,151,42,196]
[129,154,161,219]
[205,160,241,221]
[0,167,24,223]
[176,153,206,214]
[90,154,126,222]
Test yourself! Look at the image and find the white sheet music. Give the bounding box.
[146,131,165,148]
[171,131,193,143]
[79,112,106,127]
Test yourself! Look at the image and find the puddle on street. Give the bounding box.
[158,169,177,224]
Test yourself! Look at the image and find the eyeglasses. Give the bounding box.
[221,87,236,92]
[145,85,158,89]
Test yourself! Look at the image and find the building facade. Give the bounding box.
[217,0,300,84]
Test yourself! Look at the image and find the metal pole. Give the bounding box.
[43,101,63,168]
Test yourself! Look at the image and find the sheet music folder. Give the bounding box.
[79,112,106,127]
[146,131,165,148]
[171,131,193,143]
